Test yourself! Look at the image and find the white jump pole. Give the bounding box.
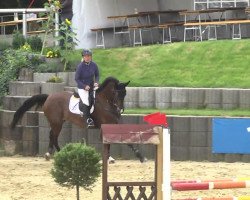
[145,113,170,199]
[163,127,171,199]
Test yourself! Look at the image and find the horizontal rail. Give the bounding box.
[177,197,250,200]
[0,8,47,13]
[0,17,48,26]
[107,181,155,186]
[185,19,250,26]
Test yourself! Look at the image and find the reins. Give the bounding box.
[94,88,125,116]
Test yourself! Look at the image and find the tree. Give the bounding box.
[51,143,102,200]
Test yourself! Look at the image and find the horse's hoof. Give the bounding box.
[140,157,148,163]
[44,152,50,161]
[108,156,115,164]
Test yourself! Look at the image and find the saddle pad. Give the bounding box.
[69,95,94,115]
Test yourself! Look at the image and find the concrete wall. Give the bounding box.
[2,111,250,162]
[125,87,250,109]
[31,72,250,110]
[2,71,250,162]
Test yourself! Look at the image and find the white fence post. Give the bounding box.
[22,11,27,38]
[55,11,59,46]
[163,128,171,200]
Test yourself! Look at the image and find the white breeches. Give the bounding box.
[78,89,89,106]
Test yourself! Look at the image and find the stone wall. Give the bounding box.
[1,110,250,162]
[33,72,250,110]
[1,71,250,162]
[125,87,250,109]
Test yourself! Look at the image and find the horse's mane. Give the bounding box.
[96,77,119,93]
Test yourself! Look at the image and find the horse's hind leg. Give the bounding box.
[48,129,54,154]
[47,129,61,152]
[53,133,61,152]
[50,123,63,152]
[45,123,63,160]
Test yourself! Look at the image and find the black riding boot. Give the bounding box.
[80,104,94,127]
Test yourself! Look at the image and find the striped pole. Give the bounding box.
[176,196,250,200]
[171,179,234,185]
[171,178,250,185]
[172,180,250,191]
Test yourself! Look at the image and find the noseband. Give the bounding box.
[94,78,127,117]
[112,89,126,114]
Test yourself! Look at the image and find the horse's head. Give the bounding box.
[115,80,130,113]
[96,77,130,116]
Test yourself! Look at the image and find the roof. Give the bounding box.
[101,124,161,144]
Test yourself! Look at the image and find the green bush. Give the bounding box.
[0,49,28,97]
[12,31,26,49]
[47,75,63,83]
[44,47,61,58]
[0,41,11,51]
[27,54,45,70]
[34,63,54,73]
[0,49,45,100]
[51,143,101,200]
[60,49,81,71]
[27,35,42,52]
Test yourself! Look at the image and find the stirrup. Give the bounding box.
[86,118,94,127]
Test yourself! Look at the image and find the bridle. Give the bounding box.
[95,88,126,117]
[112,88,126,114]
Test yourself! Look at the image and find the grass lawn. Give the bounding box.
[87,39,250,88]
[124,108,250,117]
[56,40,250,116]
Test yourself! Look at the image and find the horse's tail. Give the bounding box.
[10,94,49,129]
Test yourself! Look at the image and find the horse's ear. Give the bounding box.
[124,81,130,87]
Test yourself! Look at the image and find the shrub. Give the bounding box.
[20,42,32,52]
[27,35,43,52]
[27,54,45,70]
[44,47,61,58]
[35,63,60,73]
[0,49,29,98]
[47,75,63,83]
[0,41,11,51]
[0,49,46,100]
[12,31,26,49]
[51,143,101,200]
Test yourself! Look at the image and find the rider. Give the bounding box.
[75,49,99,127]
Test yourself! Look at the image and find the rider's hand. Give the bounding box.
[84,85,90,91]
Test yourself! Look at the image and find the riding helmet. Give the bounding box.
[82,49,92,56]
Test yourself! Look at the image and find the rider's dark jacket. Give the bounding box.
[60,0,73,21]
[75,61,99,89]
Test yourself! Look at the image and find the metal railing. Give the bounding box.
[0,8,59,38]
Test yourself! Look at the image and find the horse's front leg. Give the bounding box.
[127,144,147,163]
[107,144,115,164]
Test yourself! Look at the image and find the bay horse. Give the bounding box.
[10,77,145,162]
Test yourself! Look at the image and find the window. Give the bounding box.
[194,0,249,10]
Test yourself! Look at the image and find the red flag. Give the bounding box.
[143,112,168,127]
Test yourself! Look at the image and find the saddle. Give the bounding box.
[68,91,95,115]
